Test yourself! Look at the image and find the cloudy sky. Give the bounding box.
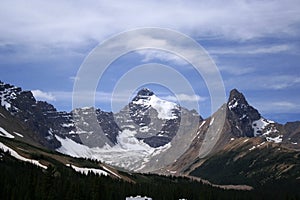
[1,0,300,123]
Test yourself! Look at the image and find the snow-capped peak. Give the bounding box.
[132,89,179,120]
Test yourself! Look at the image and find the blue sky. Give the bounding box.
[0,0,300,123]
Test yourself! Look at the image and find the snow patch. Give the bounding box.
[0,112,6,118]
[139,126,150,133]
[122,125,135,129]
[61,123,74,128]
[249,146,256,151]
[56,135,94,158]
[0,127,14,138]
[133,94,178,120]
[266,135,282,143]
[66,164,108,176]
[249,141,267,151]
[228,99,239,110]
[209,118,214,126]
[257,141,266,147]
[150,142,171,157]
[13,132,24,138]
[199,120,206,129]
[0,142,47,169]
[102,166,121,178]
[1,101,11,110]
[252,118,273,136]
[116,129,152,151]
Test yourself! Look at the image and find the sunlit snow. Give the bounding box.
[56,129,172,171]
[0,142,47,169]
[133,95,178,120]
[0,127,14,138]
[66,164,108,176]
[252,118,273,136]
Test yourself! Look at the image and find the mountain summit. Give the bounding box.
[227,89,261,137]
[133,88,154,100]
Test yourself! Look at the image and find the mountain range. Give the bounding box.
[1,80,300,189]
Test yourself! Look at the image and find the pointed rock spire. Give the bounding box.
[228,88,248,107]
[132,88,154,102]
[137,88,154,97]
[227,89,261,137]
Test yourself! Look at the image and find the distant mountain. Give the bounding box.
[1,80,300,188]
[0,81,200,171]
[162,88,300,186]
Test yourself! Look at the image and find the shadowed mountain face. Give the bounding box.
[227,89,261,137]
[0,81,120,149]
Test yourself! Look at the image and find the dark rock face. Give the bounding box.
[227,89,261,137]
[133,88,154,100]
[0,81,121,149]
[96,109,120,144]
[0,81,61,148]
[282,121,300,148]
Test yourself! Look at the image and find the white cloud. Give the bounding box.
[0,0,299,48]
[262,76,300,90]
[208,44,292,55]
[139,50,188,66]
[254,101,300,114]
[163,94,206,102]
[32,90,56,101]
[219,65,254,75]
[272,101,296,108]
[225,75,300,90]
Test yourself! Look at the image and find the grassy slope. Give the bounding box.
[190,138,300,192]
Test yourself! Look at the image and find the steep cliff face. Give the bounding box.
[227,89,261,137]
[163,89,300,176]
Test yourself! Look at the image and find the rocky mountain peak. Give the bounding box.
[137,88,154,96]
[227,89,261,137]
[227,89,260,119]
[132,88,154,102]
[228,89,248,107]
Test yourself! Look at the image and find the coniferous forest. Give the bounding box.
[1,150,300,200]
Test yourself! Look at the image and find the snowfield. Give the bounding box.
[56,128,172,171]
